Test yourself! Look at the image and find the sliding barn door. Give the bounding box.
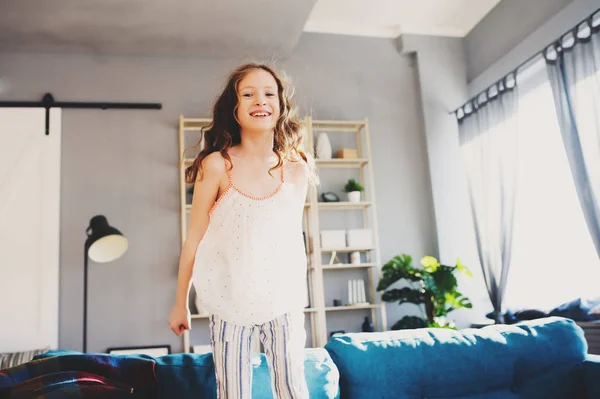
[0,108,61,353]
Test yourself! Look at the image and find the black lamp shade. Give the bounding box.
[85,215,128,263]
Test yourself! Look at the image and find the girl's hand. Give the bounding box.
[169,304,191,336]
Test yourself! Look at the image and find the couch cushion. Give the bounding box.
[154,347,339,399]
[324,317,586,399]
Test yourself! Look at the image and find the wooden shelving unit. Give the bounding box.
[304,116,387,347]
[177,115,386,352]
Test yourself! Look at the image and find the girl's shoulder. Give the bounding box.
[284,153,310,183]
[200,151,228,177]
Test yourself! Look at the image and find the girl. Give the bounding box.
[168,63,317,399]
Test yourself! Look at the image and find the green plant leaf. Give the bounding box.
[377,254,421,291]
[432,268,457,293]
[381,287,427,304]
[455,257,473,277]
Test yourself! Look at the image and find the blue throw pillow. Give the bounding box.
[549,297,600,321]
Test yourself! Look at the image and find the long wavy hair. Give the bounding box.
[184,63,317,186]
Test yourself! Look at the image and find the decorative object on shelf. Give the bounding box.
[348,279,367,305]
[83,215,128,353]
[335,148,358,159]
[344,178,364,203]
[350,251,361,265]
[321,192,340,202]
[328,251,343,266]
[333,299,342,307]
[347,228,373,248]
[316,132,332,159]
[361,316,374,332]
[321,230,346,248]
[377,254,473,330]
[107,345,170,356]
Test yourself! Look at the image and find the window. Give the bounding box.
[503,57,600,312]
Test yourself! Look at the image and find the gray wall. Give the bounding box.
[464,0,574,83]
[468,0,598,95]
[397,35,491,328]
[0,32,437,353]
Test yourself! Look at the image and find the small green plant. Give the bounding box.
[344,178,364,193]
[377,254,473,330]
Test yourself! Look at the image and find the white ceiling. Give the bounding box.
[0,0,502,57]
[0,0,317,57]
[304,0,503,38]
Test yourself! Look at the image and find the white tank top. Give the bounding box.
[192,158,308,326]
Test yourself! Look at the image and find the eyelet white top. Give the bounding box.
[192,158,308,326]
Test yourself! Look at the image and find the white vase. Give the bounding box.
[347,191,361,203]
[316,133,332,159]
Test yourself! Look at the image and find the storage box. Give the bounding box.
[335,148,358,159]
[320,230,347,249]
[346,228,373,248]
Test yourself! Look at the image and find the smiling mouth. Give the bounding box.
[250,111,271,118]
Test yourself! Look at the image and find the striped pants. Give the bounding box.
[209,312,309,399]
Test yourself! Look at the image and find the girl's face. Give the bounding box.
[236,69,281,132]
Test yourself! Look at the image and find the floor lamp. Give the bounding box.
[83,215,128,353]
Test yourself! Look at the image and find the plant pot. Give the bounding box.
[347,191,361,203]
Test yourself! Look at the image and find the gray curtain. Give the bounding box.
[545,17,600,257]
[456,74,519,323]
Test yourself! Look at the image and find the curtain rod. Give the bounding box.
[450,6,600,116]
[0,92,162,135]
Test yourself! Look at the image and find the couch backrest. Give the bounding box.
[153,347,339,399]
[324,317,587,399]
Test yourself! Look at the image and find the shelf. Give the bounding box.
[320,247,375,253]
[317,201,372,210]
[325,304,378,311]
[315,159,368,168]
[322,263,376,270]
[182,118,211,131]
[312,120,366,132]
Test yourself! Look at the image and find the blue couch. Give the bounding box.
[1,317,598,398]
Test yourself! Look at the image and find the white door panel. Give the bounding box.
[0,108,61,353]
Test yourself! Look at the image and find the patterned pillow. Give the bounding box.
[0,348,49,369]
[3,370,135,398]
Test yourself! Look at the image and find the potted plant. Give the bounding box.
[344,178,364,203]
[376,254,473,330]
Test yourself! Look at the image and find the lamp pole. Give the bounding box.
[83,241,90,353]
